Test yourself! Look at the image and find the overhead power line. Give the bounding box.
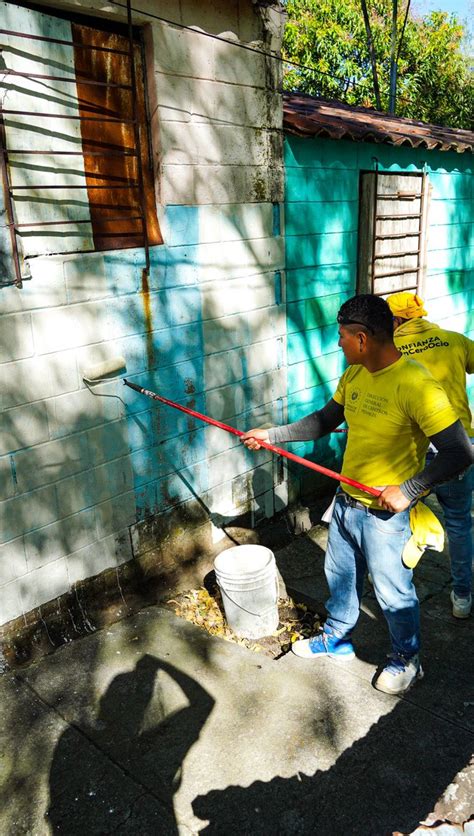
[105,0,419,108]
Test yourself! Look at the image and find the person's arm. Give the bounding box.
[241,399,345,450]
[378,420,473,512]
[400,420,473,500]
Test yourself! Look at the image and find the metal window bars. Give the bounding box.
[0,0,149,288]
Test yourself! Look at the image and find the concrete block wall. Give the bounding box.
[0,0,286,628]
[284,134,473,498]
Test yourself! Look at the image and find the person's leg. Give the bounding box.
[435,467,473,602]
[364,507,420,658]
[292,497,364,659]
[361,507,423,694]
[324,499,366,638]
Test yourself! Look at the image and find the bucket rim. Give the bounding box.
[214,544,274,575]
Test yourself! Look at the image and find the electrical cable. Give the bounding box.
[104,0,420,108]
[397,0,412,62]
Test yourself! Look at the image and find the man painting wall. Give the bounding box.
[242,295,473,695]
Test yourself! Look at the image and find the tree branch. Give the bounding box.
[360,0,382,109]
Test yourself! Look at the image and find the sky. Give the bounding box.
[411,0,472,16]
[411,0,473,50]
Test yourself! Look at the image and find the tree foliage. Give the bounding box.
[282,0,474,129]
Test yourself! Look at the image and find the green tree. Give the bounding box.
[282,0,474,129]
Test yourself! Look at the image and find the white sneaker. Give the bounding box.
[451,590,472,619]
[374,653,423,695]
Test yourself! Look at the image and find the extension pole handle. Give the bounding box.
[123,379,381,498]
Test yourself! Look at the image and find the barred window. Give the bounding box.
[1,1,161,285]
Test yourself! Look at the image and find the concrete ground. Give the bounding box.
[1,500,473,836]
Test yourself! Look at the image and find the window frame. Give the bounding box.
[356,169,430,298]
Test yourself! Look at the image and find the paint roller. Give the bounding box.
[82,356,126,383]
[81,356,377,497]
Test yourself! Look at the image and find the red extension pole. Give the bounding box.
[123,379,381,498]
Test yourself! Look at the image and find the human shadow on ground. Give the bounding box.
[47,654,214,834]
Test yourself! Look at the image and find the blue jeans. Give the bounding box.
[325,495,420,658]
[426,446,473,599]
[435,468,473,599]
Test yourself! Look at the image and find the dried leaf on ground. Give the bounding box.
[165,587,320,658]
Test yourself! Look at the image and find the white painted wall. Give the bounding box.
[0,0,286,626]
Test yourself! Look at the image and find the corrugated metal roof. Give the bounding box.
[283,94,474,154]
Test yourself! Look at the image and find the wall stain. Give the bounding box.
[253,172,267,202]
[141,268,155,369]
[186,399,196,432]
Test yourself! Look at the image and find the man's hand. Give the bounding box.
[377,485,410,513]
[241,428,270,450]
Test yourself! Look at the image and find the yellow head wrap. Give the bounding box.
[386,292,427,320]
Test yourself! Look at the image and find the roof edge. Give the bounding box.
[283,94,474,154]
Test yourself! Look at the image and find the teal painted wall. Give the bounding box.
[284,134,473,496]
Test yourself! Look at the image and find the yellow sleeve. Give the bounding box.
[332,368,351,406]
[464,335,474,375]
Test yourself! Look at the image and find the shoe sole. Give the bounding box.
[291,648,355,660]
[452,611,471,619]
[374,666,424,696]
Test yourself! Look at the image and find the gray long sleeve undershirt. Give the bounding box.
[267,400,473,499]
[268,399,344,444]
[400,421,473,499]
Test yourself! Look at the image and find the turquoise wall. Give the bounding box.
[284,134,474,496]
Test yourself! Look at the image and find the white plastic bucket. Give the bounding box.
[214,545,279,639]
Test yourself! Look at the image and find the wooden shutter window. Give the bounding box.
[72,23,161,251]
[357,172,428,297]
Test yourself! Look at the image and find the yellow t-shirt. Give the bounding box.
[394,319,474,435]
[333,356,457,507]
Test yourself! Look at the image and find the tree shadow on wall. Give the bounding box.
[47,654,214,834]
